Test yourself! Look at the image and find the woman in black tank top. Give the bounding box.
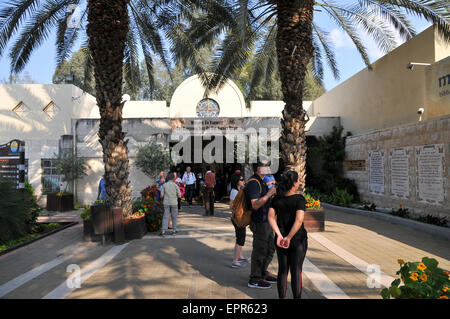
[268,170,308,299]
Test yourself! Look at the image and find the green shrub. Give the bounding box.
[391,207,410,219]
[24,181,42,232]
[0,178,32,244]
[329,187,354,207]
[416,214,447,227]
[81,205,91,221]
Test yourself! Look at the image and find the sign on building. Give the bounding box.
[369,150,385,194]
[390,148,410,199]
[0,140,25,189]
[416,144,445,204]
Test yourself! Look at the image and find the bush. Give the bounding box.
[391,206,410,219]
[24,181,42,232]
[329,187,354,207]
[0,178,33,244]
[381,257,450,299]
[135,142,174,179]
[81,205,91,221]
[416,214,447,227]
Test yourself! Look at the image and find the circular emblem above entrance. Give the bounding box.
[196,98,220,118]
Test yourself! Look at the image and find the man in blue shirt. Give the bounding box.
[245,161,277,289]
[97,177,107,201]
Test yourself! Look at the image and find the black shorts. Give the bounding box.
[231,218,246,246]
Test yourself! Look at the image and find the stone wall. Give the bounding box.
[344,114,449,219]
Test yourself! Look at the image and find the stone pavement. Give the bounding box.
[0,202,449,299]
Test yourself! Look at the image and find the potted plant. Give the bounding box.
[381,257,450,299]
[140,187,164,232]
[46,151,88,212]
[304,194,325,232]
[81,205,101,242]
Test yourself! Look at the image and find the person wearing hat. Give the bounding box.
[245,161,277,289]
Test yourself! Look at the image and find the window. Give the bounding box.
[41,159,61,194]
[12,101,31,118]
[196,98,220,118]
[43,101,60,119]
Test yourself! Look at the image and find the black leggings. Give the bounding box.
[276,239,308,299]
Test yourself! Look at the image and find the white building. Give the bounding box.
[0,75,336,205]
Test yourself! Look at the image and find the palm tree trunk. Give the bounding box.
[87,0,132,216]
[276,0,314,192]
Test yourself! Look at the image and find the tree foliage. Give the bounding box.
[53,151,88,191]
[135,141,174,180]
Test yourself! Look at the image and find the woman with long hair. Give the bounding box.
[267,170,308,299]
[229,172,250,268]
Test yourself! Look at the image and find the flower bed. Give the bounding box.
[304,194,325,232]
[136,186,164,232]
[382,257,450,299]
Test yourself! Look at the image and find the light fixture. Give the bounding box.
[407,62,431,70]
[122,94,131,103]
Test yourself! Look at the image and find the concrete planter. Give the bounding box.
[304,209,325,232]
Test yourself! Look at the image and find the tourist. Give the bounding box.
[267,170,308,299]
[229,172,250,268]
[160,172,181,237]
[204,166,215,216]
[182,166,196,207]
[246,161,277,289]
[97,177,106,201]
[156,171,166,202]
[175,174,185,211]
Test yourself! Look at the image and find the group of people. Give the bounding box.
[155,166,218,236]
[229,162,308,299]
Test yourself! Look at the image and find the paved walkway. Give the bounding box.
[0,203,449,299]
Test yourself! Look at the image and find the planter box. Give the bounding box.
[304,209,325,232]
[46,194,74,212]
[124,215,147,240]
[83,219,103,242]
[91,204,113,235]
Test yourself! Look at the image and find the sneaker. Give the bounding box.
[231,262,246,268]
[170,230,178,236]
[264,274,277,283]
[238,257,250,263]
[159,232,166,237]
[248,279,271,289]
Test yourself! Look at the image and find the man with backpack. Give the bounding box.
[245,161,277,289]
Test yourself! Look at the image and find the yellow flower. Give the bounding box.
[417,263,427,271]
[409,273,419,281]
[439,296,448,299]
[397,259,405,265]
[420,274,428,282]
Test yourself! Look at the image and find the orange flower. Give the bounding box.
[439,296,448,299]
[417,263,427,271]
[443,286,449,293]
[397,259,405,265]
[420,274,427,282]
[409,273,419,281]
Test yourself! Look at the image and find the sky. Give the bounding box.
[0,3,432,92]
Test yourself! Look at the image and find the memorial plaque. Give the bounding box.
[416,144,444,204]
[390,148,410,199]
[0,140,25,189]
[369,150,385,194]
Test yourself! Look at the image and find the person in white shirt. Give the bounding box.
[182,166,196,207]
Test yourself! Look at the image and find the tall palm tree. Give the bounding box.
[180,0,449,191]
[0,0,182,215]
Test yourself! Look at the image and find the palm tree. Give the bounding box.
[0,0,181,215]
[180,0,449,191]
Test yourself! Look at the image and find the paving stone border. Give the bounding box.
[322,203,450,241]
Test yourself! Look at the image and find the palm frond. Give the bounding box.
[0,0,40,57]
[9,0,73,73]
[312,24,339,80]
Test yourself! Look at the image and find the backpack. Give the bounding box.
[231,178,261,227]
